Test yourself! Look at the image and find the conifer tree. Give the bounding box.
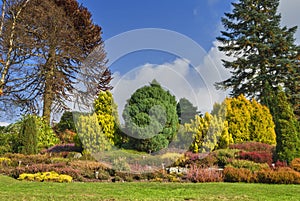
[94,91,120,145]
[263,86,300,163]
[216,0,299,106]
[18,115,38,154]
[176,98,200,124]
[0,0,111,124]
[75,113,111,154]
[122,80,178,152]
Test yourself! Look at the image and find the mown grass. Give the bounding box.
[0,175,299,201]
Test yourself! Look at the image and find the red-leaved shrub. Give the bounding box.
[238,151,273,166]
[230,142,274,153]
[275,160,288,168]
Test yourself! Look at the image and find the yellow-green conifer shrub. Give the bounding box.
[75,113,112,154]
[213,95,276,145]
[94,91,120,145]
[250,99,276,144]
[185,113,229,153]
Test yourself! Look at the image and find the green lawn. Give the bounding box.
[0,175,299,201]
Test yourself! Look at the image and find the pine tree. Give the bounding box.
[216,0,299,105]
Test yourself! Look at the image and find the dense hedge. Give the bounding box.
[224,167,300,184]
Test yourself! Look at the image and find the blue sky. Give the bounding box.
[78,0,231,51]
[74,0,235,119]
[1,0,300,125]
[74,0,300,122]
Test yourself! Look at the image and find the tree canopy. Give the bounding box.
[0,0,111,124]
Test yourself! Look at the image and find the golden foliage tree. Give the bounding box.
[212,95,276,145]
[94,91,120,145]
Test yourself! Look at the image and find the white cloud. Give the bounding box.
[111,42,230,122]
[0,122,9,127]
[278,0,300,44]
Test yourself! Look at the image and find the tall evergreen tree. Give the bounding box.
[18,115,38,154]
[176,98,200,124]
[262,85,300,163]
[216,0,299,105]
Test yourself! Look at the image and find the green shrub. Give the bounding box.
[214,149,239,167]
[2,115,59,154]
[74,113,112,154]
[0,132,12,154]
[226,159,270,172]
[35,116,60,150]
[18,171,72,183]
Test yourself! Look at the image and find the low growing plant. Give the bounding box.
[290,158,300,172]
[186,164,223,183]
[223,167,256,183]
[18,171,72,183]
[226,159,269,172]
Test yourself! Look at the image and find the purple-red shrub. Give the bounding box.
[275,160,288,168]
[185,151,200,161]
[238,151,273,166]
[230,142,274,153]
[44,143,82,153]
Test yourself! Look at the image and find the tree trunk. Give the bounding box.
[42,46,55,125]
